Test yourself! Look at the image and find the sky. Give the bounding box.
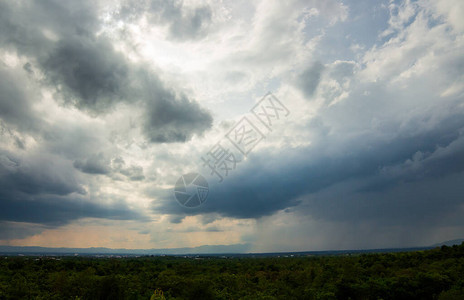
[0,0,463,252]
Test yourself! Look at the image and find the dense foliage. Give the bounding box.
[0,243,463,299]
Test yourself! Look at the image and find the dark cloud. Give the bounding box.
[143,88,213,143]
[74,153,111,175]
[40,120,108,161]
[22,62,33,74]
[0,194,141,227]
[109,157,145,181]
[201,214,220,225]
[0,222,47,240]
[0,151,85,197]
[41,37,130,113]
[0,0,213,142]
[0,68,39,131]
[154,103,464,225]
[302,171,464,227]
[119,165,145,181]
[0,150,145,233]
[0,0,98,55]
[166,225,223,233]
[169,215,185,224]
[0,0,213,239]
[298,62,324,98]
[74,153,147,181]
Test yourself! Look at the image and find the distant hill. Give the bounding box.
[0,244,433,257]
[431,239,464,247]
[0,243,251,255]
[1,240,463,256]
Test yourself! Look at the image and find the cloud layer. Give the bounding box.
[0,0,463,250]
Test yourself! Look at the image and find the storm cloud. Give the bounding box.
[157,108,464,222]
[0,150,144,228]
[143,91,213,143]
[0,0,463,250]
[41,37,130,113]
[0,0,212,239]
[0,0,213,139]
[154,0,464,239]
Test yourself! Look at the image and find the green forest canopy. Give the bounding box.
[0,243,463,299]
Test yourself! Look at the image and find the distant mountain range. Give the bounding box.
[0,243,252,255]
[430,239,464,247]
[0,239,462,256]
